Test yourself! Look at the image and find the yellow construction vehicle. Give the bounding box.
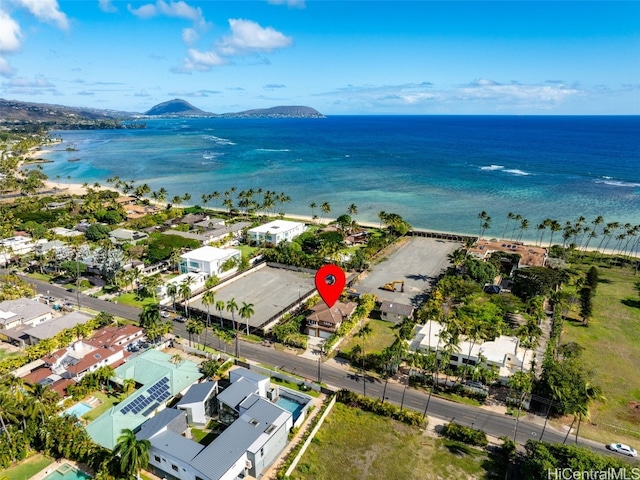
[381,280,404,292]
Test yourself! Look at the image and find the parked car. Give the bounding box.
[160,311,170,318]
[606,443,637,457]
[175,316,186,323]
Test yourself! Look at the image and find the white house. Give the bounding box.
[179,246,241,277]
[410,320,532,383]
[247,220,306,246]
[0,236,35,265]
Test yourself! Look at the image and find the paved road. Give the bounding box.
[9,271,617,455]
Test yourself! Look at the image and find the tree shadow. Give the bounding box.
[443,440,475,457]
[622,298,640,309]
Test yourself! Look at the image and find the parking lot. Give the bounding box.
[189,266,316,330]
[353,237,461,306]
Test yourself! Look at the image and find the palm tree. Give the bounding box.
[202,290,216,349]
[358,323,372,396]
[347,203,358,216]
[239,302,255,336]
[167,283,178,312]
[309,202,317,220]
[226,298,239,356]
[123,378,136,397]
[477,211,489,239]
[320,202,331,223]
[549,220,562,248]
[179,277,193,318]
[186,320,203,349]
[26,384,59,423]
[216,299,226,328]
[511,214,522,240]
[503,212,515,240]
[112,428,151,480]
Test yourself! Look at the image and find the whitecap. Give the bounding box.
[594,179,640,188]
[504,169,531,176]
[204,135,236,145]
[254,148,291,152]
[480,165,504,171]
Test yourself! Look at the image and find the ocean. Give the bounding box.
[38,115,640,240]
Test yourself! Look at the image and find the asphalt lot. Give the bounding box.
[353,237,461,306]
[189,266,315,329]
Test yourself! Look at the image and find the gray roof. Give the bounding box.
[194,218,225,229]
[379,300,415,317]
[191,396,291,479]
[177,381,217,407]
[217,378,258,410]
[137,408,186,440]
[148,430,205,463]
[229,367,268,385]
[24,311,93,340]
[0,298,52,326]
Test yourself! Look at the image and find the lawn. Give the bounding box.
[234,245,259,258]
[339,319,397,355]
[271,376,320,397]
[113,292,157,308]
[191,427,219,446]
[82,390,123,422]
[291,402,490,480]
[0,349,20,361]
[560,258,640,445]
[0,453,53,480]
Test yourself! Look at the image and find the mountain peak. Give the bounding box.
[144,99,206,116]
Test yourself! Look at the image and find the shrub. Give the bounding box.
[441,422,488,447]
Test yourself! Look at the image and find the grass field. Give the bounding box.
[291,402,492,480]
[0,453,53,480]
[339,319,397,355]
[113,292,157,308]
[560,259,640,445]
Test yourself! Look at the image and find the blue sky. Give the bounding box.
[1,1,638,114]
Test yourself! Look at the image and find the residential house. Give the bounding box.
[468,240,547,268]
[306,300,357,338]
[0,235,35,265]
[0,298,53,331]
[176,381,218,425]
[87,349,202,449]
[49,227,84,238]
[24,311,94,345]
[247,220,306,246]
[179,246,241,277]
[139,367,311,480]
[109,228,149,244]
[379,300,414,324]
[410,320,532,383]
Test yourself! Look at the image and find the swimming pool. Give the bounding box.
[43,463,92,480]
[61,402,93,418]
[276,396,306,421]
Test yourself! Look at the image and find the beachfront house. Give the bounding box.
[247,220,306,247]
[179,246,241,277]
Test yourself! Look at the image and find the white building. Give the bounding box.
[0,236,35,265]
[179,246,241,277]
[0,298,53,331]
[247,220,306,246]
[410,320,532,383]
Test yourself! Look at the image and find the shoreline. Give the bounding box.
[32,178,639,258]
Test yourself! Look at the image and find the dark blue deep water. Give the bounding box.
[40,116,640,238]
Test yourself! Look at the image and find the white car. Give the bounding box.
[607,443,637,457]
[160,311,170,318]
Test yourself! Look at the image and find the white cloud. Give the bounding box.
[315,80,582,113]
[13,0,69,30]
[217,18,292,56]
[263,83,286,89]
[2,74,58,95]
[128,0,206,27]
[0,9,23,53]
[179,48,227,72]
[134,89,150,97]
[267,0,306,8]
[182,27,198,44]
[0,56,15,77]
[127,3,157,19]
[98,0,118,13]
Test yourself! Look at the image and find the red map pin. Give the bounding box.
[315,264,346,308]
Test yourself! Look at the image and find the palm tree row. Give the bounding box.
[483,211,640,258]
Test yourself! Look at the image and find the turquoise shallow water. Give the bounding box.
[38,116,640,239]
